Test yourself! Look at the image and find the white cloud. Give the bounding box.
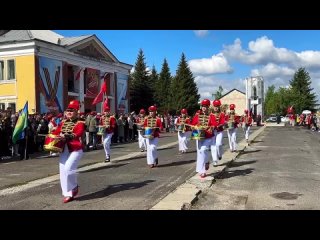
[194,30,209,38]
[188,53,233,74]
[194,75,245,100]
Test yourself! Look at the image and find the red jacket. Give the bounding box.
[211,112,226,132]
[241,114,253,126]
[100,115,116,134]
[52,118,85,152]
[225,113,241,128]
[191,113,216,138]
[143,116,162,138]
[176,116,191,132]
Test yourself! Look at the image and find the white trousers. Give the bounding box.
[59,145,83,197]
[243,125,250,140]
[138,130,147,150]
[196,139,211,174]
[103,133,113,158]
[227,128,237,151]
[146,137,158,165]
[178,131,191,151]
[85,132,89,145]
[211,130,224,163]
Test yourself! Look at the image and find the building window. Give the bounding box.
[7,60,15,80]
[8,103,16,113]
[0,59,16,81]
[0,103,5,111]
[0,60,4,80]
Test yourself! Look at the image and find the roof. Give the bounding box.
[219,88,245,99]
[0,30,63,44]
[59,35,93,46]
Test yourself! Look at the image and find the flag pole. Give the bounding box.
[24,129,28,160]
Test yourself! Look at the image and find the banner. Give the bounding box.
[86,68,100,98]
[39,57,63,113]
[116,73,128,113]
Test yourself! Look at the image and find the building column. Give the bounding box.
[79,68,85,112]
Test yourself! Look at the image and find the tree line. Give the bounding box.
[264,67,318,116]
[129,49,200,116]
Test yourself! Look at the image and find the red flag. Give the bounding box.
[101,81,107,93]
[92,91,104,105]
[103,97,109,110]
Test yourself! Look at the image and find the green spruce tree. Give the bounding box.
[156,58,172,114]
[289,67,318,113]
[171,53,200,115]
[149,65,159,107]
[130,49,154,113]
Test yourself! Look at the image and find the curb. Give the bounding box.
[150,125,267,210]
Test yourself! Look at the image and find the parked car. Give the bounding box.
[266,114,277,122]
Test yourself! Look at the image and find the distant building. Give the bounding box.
[0,30,132,114]
[219,89,246,115]
[246,76,264,119]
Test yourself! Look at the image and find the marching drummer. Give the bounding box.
[51,100,85,203]
[191,99,216,178]
[175,108,192,154]
[226,104,240,152]
[100,105,116,162]
[210,99,226,166]
[241,109,252,145]
[136,109,147,152]
[143,105,162,168]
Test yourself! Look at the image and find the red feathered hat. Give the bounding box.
[140,109,145,114]
[181,108,187,114]
[201,99,210,107]
[229,104,235,110]
[212,99,221,107]
[148,105,157,112]
[67,100,80,110]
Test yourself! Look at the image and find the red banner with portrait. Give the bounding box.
[86,68,100,98]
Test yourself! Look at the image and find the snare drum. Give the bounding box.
[97,125,106,136]
[44,134,66,153]
[143,127,154,139]
[191,129,206,140]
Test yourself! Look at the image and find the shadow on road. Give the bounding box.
[251,140,264,144]
[237,149,261,156]
[157,159,196,168]
[80,163,129,173]
[158,146,176,151]
[227,160,257,168]
[216,168,255,179]
[75,180,155,201]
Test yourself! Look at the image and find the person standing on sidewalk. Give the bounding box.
[51,100,85,203]
[226,104,240,152]
[143,105,162,168]
[191,99,216,178]
[100,105,116,162]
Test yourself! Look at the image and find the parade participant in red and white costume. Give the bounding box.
[210,99,226,166]
[241,109,252,144]
[226,104,241,152]
[191,99,216,178]
[143,105,162,168]
[100,105,116,162]
[136,109,147,152]
[175,108,192,153]
[51,100,85,203]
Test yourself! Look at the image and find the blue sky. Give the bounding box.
[56,30,320,102]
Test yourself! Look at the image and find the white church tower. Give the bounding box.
[246,76,264,120]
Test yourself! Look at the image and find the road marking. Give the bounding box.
[0,141,178,197]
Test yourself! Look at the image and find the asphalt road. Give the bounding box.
[0,127,252,209]
[192,126,320,210]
